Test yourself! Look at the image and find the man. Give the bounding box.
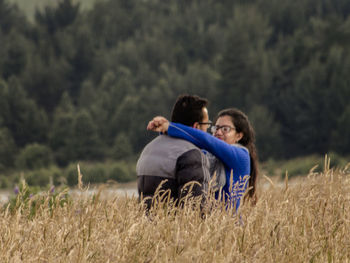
[136,94,211,210]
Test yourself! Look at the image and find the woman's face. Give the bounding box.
[213,115,243,144]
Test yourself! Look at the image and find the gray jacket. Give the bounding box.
[137,135,210,209]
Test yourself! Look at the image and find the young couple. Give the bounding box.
[136,94,258,212]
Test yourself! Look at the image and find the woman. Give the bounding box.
[147,108,258,211]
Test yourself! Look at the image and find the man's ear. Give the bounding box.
[193,122,200,129]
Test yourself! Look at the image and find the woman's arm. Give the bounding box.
[167,122,250,174]
[146,116,250,175]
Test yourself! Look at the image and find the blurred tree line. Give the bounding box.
[1,0,350,174]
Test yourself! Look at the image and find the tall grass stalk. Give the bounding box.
[1,159,350,262]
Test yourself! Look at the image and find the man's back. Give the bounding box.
[137,135,209,209]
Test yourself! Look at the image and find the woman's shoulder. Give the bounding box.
[231,143,249,154]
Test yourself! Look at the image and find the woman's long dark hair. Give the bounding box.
[217,108,259,204]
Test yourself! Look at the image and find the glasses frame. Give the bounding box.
[198,121,213,132]
[211,125,235,134]
[198,121,212,127]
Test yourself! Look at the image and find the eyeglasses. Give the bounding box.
[211,125,235,134]
[199,121,212,127]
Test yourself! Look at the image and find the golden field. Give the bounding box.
[0,158,349,262]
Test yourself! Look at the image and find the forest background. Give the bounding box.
[1,0,350,188]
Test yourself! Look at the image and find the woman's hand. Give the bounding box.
[147,116,169,133]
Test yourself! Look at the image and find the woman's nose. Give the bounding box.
[215,128,223,135]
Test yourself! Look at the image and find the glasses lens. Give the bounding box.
[211,125,234,134]
[222,126,231,133]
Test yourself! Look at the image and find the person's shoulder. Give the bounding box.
[145,135,200,154]
[231,143,249,154]
[158,134,200,148]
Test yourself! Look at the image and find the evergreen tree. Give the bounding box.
[112,133,133,160]
[216,6,272,111]
[0,127,17,170]
[49,92,75,166]
[0,77,48,147]
[248,105,282,161]
[0,0,28,34]
[331,105,350,154]
[21,53,70,113]
[72,110,104,161]
[2,31,29,79]
[0,0,350,168]
[35,0,80,35]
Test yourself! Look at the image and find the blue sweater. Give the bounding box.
[167,122,250,210]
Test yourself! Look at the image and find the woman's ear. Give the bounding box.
[193,122,200,129]
[236,132,244,143]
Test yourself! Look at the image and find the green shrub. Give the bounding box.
[263,154,350,178]
[49,166,66,186]
[65,163,78,187]
[261,155,321,178]
[63,161,137,186]
[83,164,107,184]
[108,161,135,183]
[25,170,50,187]
[16,143,53,170]
[328,152,350,169]
[24,166,65,187]
[65,162,109,186]
[0,175,10,189]
[6,180,71,218]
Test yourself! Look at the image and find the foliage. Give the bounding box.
[64,161,136,187]
[0,127,17,170]
[79,163,107,184]
[9,0,97,19]
[331,105,350,154]
[111,133,133,160]
[5,180,71,219]
[108,161,135,183]
[247,105,282,160]
[65,163,79,186]
[15,143,53,170]
[25,169,50,187]
[1,0,350,172]
[262,153,350,178]
[72,110,105,161]
[0,175,10,188]
[49,98,76,166]
[24,166,65,187]
[0,78,49,147]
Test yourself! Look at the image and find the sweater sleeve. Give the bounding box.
[167,122,250,176]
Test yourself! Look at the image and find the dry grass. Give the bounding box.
[1,159,350,262]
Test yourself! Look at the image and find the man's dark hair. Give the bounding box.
[171,94,208,126]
